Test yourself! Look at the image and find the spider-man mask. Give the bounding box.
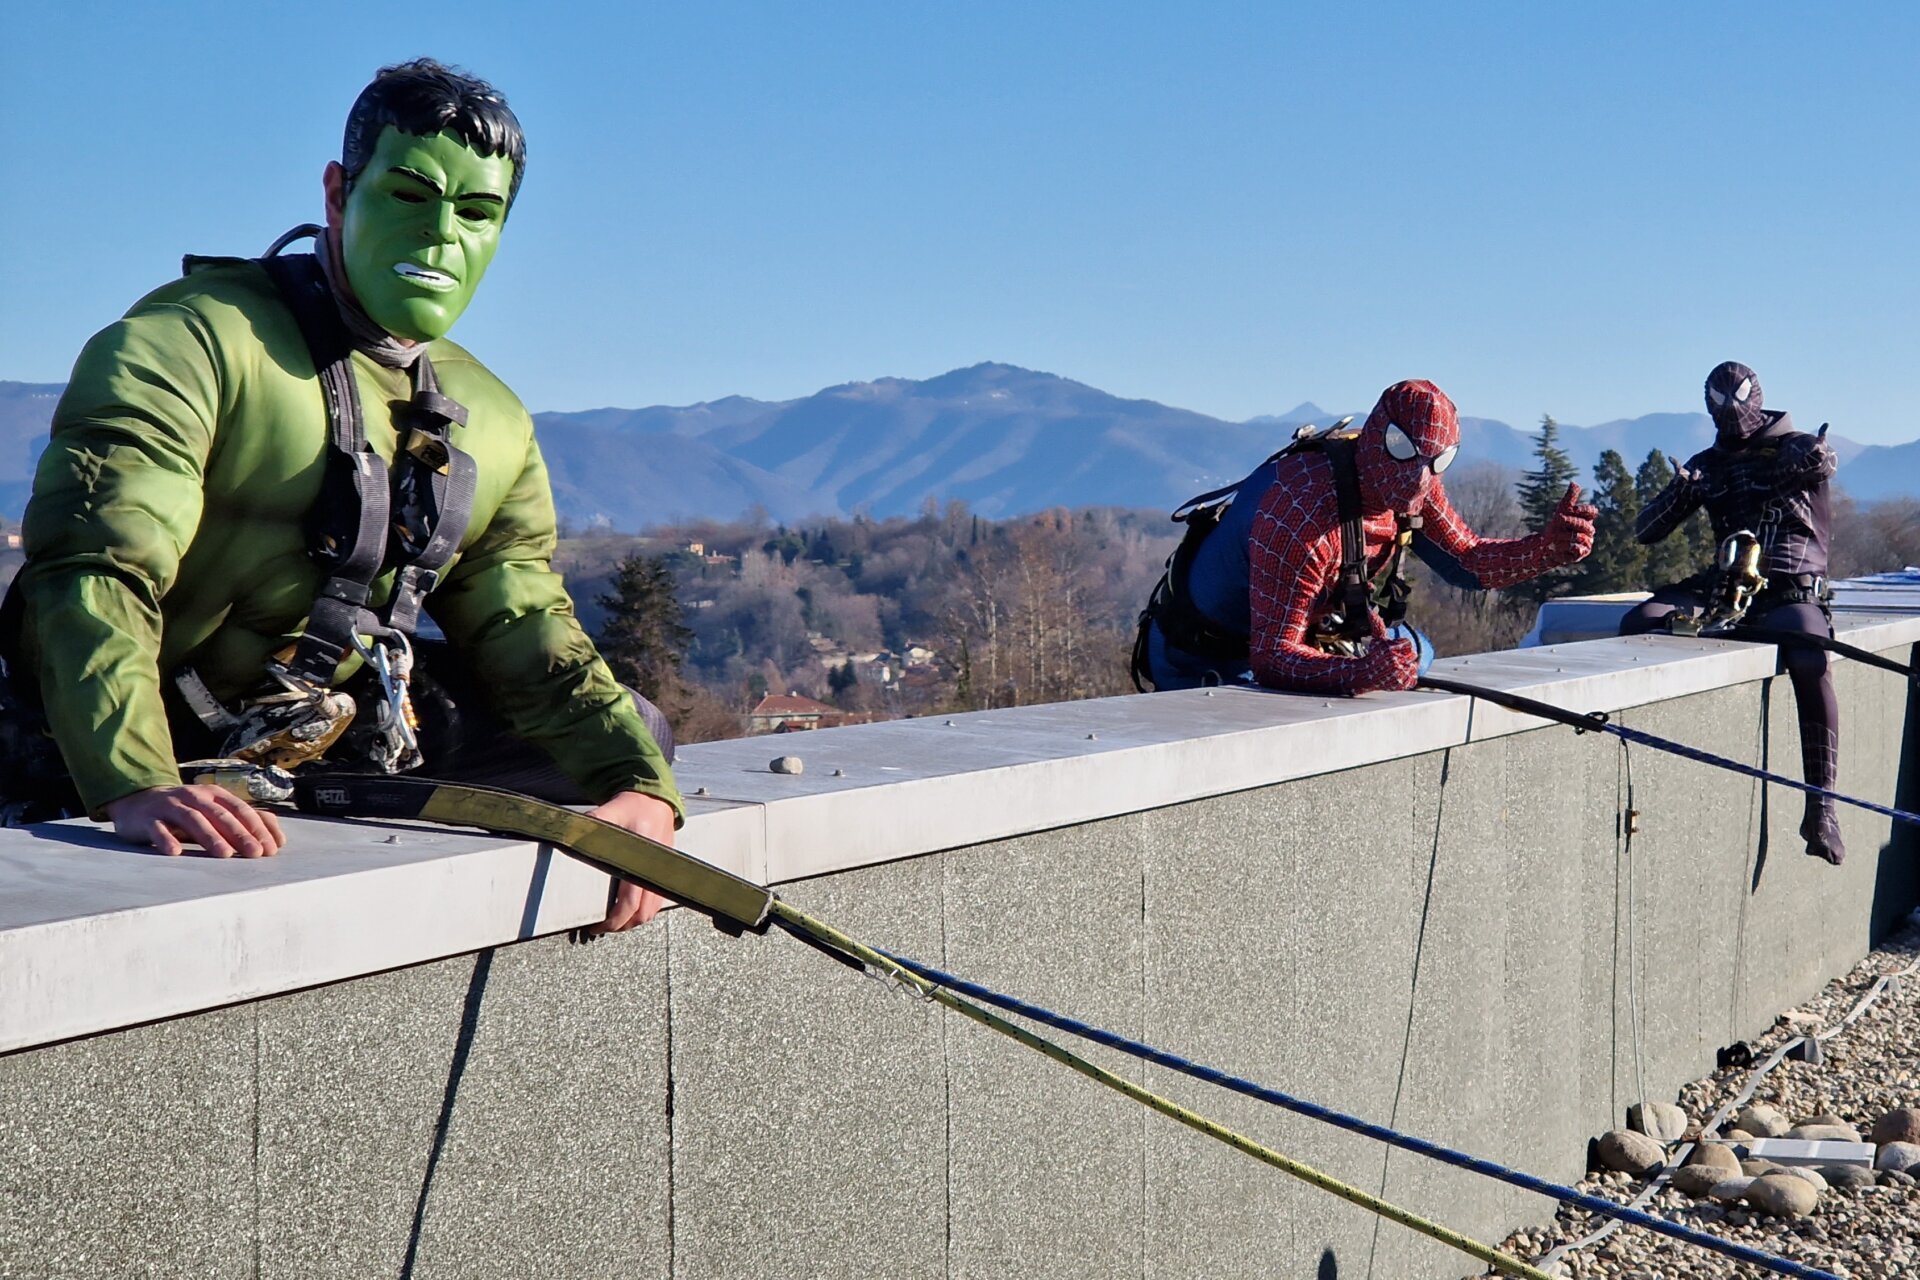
[1356,380,1460,513]
[1705,361,1765,444]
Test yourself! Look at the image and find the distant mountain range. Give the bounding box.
[0,383,61,519]
[2,365,1907,529]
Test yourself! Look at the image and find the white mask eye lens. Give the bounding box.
[1431,445,1458,475]
[1709,389,1727,407]
[1734,378,1752,403]
[1384,423,1416,460]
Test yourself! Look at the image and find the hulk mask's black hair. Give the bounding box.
[341,58,526,207]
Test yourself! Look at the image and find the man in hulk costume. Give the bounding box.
[1,59,678,932]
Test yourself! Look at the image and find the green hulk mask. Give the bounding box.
[332,128,515,342]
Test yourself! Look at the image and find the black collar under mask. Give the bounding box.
[315,233,428,370]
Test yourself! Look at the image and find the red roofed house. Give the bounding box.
[749,693,845,734]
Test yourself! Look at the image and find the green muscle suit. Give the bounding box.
[17,260,683,822]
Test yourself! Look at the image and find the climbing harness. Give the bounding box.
[1314,430,1422,655]
[1132,417,1421,689]
[169,226,479,777]
[1415,674,1920,832]
[294,776,1841,1279]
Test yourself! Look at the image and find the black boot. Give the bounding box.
[1801,802,1845,866]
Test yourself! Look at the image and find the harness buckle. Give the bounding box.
[405,427,452,475]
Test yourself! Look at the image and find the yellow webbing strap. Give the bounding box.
[292,775,773,929]
[769,900,1554,1280]
[294,775,1547,1276]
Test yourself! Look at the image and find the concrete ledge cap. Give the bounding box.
[3,612,1915,1054]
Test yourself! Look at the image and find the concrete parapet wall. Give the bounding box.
[4,620,1918,1279]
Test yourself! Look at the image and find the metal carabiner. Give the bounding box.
[351,631,422,769]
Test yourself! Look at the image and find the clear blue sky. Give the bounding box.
[4,2,1916,440]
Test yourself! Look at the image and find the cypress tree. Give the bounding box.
[1512,415,1582,602]
[1572,449,1646,594]
[595,551,694,703]
[827,660,859,703]
[1517,416,1578,524]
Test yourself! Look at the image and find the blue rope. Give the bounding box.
[876,948,1841,1280]
[1418,673,1920,831]
[1600,719,1920,829]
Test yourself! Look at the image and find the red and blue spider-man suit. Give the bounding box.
[1245,381,1594,693]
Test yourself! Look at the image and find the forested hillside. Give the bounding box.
[562,501,1175,741]
[5,411,1915,751]
[574,425,1920,745]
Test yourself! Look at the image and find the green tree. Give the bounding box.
[594,551,693,704]
[827,660,859,705]
[1571,449,1645,594]
[1684,502,1720,576]
[759,526,805,565]
[1517,415,1578,523]
[1634,450,1701,588]
[1512,415,1581,602]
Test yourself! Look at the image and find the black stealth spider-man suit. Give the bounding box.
[1620,362,1843,864]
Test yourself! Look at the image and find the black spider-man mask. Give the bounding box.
[1705,361,1765,444]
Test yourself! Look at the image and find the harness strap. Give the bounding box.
[257,248,397,688]
[173,667,240,732]
[1155,500,1253,663]
[1753,572,1830,609]
[1323,436,1422,632]
[248,237,480,686]
[1373,513,1421,628]
[1323,437,1373,639]
[386,358,479,634]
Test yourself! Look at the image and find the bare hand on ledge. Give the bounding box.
[104,785,288,858]
[585,790,678,934]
